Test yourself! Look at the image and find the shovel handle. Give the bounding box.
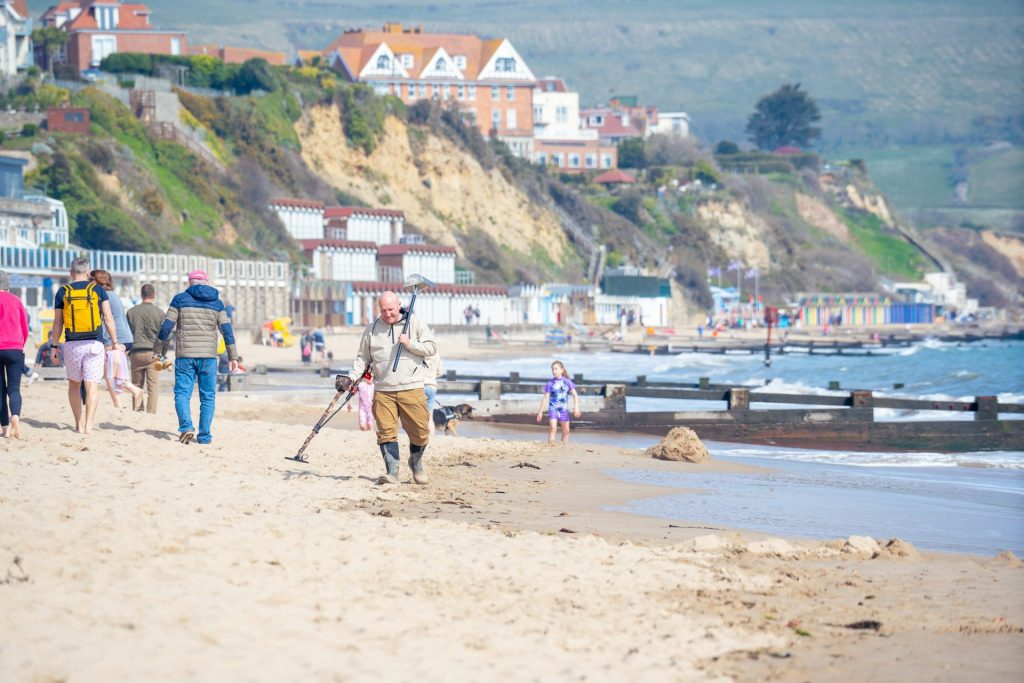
[391,291,418,372]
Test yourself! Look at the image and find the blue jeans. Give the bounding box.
[174,357,218,444]
[424,385,437,415]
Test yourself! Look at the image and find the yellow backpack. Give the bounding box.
[62,282,102,341]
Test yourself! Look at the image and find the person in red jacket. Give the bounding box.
[0,270,29,438]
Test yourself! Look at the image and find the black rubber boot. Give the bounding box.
[378,442,400,484]
[408,443,429,485]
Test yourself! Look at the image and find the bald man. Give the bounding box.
[339,291,437,484]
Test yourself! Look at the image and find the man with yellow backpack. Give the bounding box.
[47,257,122,435]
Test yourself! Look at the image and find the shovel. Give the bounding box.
[391,273,435,371]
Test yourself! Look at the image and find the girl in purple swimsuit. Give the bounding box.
[536,360,581,443]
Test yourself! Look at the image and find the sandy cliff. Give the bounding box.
[296,107,570,265]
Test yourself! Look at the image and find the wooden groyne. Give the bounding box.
[437,372,1024,453]
[472,326,1024,357]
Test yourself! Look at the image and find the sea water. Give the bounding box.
[446,339,1024,555]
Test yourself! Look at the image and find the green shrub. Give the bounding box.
[337,84,395,155]
[715,140,740,155]
[141,187,164,216]
[82,142,116,173]
[230,58,278,95]
[21,123,38,136]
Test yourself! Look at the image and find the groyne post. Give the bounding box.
[975,396,998,421]
[850,390,874,421]
[699,377,710,390]
[728,388,750,411]
[480,380,501,401]
[604,384,627,411]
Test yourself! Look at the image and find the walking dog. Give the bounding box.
[432,403,474,436]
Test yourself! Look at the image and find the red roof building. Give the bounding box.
[189,44,287,66]
[324,206,405,245]
[593,169,636,185]
[39,0,187,71]
[320,23,538,158]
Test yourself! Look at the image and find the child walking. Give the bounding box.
[357,374,375,431]
[105,345,144,409]
[536,360,581,443]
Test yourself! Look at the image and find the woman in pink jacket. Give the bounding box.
[0,270,29,438]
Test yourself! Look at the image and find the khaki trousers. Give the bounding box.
[130,349,161,413]
[372,388,430,446]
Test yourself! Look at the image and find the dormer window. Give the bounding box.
[93,4,119,30]
[495,57,516,72]
[435,58,447,72]
[400,54,413,68]
[376,54,391,70]
[454,55,466,69]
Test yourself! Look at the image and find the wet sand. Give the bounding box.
[1,377,1022,681]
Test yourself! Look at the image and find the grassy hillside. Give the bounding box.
[835,143,1024,228]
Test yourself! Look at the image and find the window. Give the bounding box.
[555,106,568,123]
[435,57,447,72]
[94,5,118,30]
[491,86,500,101]
[569,154,580,168]
[505,85,514,101]
[171,37,181,56]
[431,84,439,99]
[585,153,596,168]
[454,55,466,69]
[601,154,613,169]
[495,57,516,72]
[468,84,476,100]
[533,105,543,121]
[457,84,465,100]
[400,54,413,68]
[551,153,563,167]
[536,153,546,165]
[507,109,517,129]
[90,35,116,66]
[442,84,450,100]
[376,54,391,70]
[64,111,84,123]
[406,83,417,99]
[491,109,500,130]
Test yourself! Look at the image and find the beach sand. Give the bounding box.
[2,377,1022,682]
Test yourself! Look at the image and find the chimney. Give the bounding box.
[383,22,403,33]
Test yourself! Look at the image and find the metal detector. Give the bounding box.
[285,364,372,463]
[391,273,435,371]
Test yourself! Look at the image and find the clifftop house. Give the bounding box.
[39,0,185,71]
[319,23,538,158]
[0,1,32,77]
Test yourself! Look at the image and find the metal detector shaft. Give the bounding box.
[391,290,419,372]
[286,366,370,463]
